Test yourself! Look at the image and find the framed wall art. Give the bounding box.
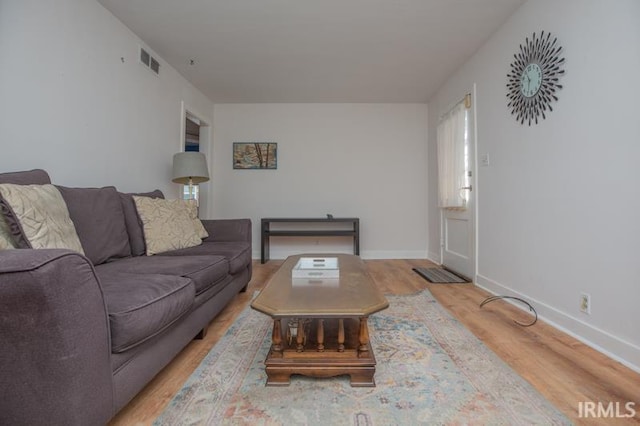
[233,142,277,170]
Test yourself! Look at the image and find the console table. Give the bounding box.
[261,217,360,264]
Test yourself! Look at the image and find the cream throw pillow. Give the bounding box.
[133,196,204,256]
[0,184,84,254]
[0,216,16,250]
[183,199,209,239]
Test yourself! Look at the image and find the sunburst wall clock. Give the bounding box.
[506,31,565,125]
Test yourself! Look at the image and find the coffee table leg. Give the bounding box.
[271,319,283,357]
[265,370,291,386]
[350,369,376,387]
[358,317,369,357]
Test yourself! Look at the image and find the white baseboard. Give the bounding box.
[252,249,428,260]
[360,250,427,259]
[475,273,640,374]
[427,251,441,265]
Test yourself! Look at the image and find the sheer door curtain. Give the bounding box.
[437,102,469,209]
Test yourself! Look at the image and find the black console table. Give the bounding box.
[261,217,360,264]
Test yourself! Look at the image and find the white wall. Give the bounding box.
[0,0,214,204]
[212,103,428,260]
[428,0,640,371]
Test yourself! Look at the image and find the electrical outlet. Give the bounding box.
[580,293,591,314]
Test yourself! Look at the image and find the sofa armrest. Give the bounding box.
[0,249,114,425]
[201,218,252,243]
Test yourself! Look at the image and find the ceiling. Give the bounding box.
[98,0,525,103]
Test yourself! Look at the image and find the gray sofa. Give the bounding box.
[0,169,252,425]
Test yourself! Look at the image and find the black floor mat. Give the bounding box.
[413,267,470,283]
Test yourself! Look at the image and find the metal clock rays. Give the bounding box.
[507,31,565,125]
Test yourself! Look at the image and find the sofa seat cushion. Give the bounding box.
[95,255,229,295]
[158,242,251,274]
[56,186,131,265]
[99,272,194,353]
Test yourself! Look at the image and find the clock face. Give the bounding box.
[520,63,542,98]
[506,31,565,125]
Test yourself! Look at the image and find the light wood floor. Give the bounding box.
[110,259,640,425]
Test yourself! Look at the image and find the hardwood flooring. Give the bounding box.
[110,259,640,425]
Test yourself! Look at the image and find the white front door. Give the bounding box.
[441,185,474,279]
[439,91,476,280]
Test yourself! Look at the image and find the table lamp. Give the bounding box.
[172,152,210,201]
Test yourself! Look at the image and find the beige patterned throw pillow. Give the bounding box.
[0,184,84,254]
[183,199,209,239]
[133,196,204,256]
[0,216,16,250]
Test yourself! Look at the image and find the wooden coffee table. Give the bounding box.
[251,254,388,387]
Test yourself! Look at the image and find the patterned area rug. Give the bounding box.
[155,290,569,425]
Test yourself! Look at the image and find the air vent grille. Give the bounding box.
[139,47,160,76]
[140,48,150,66]
[150,57,160,74]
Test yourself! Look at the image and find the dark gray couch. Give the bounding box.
[0,169,252,425]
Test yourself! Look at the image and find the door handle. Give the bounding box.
[461,185,472,191]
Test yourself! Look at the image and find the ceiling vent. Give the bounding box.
[139,47,160,76]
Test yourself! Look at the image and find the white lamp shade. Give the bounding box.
[172,152,210,184]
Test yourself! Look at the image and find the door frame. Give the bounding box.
[439,84,478,281]
[179,101,212,218]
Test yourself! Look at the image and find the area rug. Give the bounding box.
[413,267,470,283]
[154,290,569,425]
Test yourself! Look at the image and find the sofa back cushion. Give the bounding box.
[56,186,131,265]
[0,184,85,254]
[0,169,52,250]
[0,169,51,185]
[119,190,164,257]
